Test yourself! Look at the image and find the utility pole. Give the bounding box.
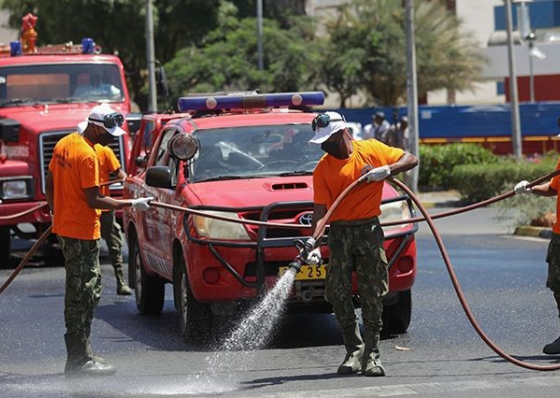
[257,0,264,71]
[146,0,157,113]
[405,0,419,193]
[505,0,523,159]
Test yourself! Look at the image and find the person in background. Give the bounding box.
[515,168,560,356]
[387,116,410,151]
[46,104,152,376]
[74,72,121,100]
[305,111,418,377]
[95,144,132,295]
[363,111,391,144]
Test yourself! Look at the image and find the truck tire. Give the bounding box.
[174,256,212,343]
[0,227,11,268]
[382,289,412,335]
[129,236,164,315]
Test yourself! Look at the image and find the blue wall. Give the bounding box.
[330,102,560,139]
[495,0,560,30]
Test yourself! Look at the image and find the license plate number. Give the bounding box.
[278,264,327,281]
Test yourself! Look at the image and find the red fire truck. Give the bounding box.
[0,14,137,265]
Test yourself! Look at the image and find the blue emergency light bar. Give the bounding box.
[177,91,325,112]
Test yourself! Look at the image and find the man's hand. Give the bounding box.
[131,197,153,211]
[360,165,391,183]
[304,248,322,266]
[514,180,532,195]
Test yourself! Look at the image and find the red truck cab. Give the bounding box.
[123,92,417,342]
[0,16,137,265]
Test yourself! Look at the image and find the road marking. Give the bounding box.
[249,375,560,398]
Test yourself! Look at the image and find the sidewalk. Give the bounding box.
[415,190,552,239]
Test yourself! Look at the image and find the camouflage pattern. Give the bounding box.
[325,217,388,334]
[546,233,560,316]
[100,210,124,272]
[58,236,102,337]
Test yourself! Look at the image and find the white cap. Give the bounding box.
[309,111,347,144]
[78,104,126,137]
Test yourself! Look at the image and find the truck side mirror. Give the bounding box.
[155,62,169,98]
[145,165,174,189]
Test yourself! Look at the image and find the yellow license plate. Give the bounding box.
[279,264,327,281]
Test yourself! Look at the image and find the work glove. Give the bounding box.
[360,165,391,183]
[131,197,153,211]
[514,180,532,195]
[305,248,322,266]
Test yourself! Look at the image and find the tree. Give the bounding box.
[0,0,221,111]
[322,0,485,106]
[165,3,322,98]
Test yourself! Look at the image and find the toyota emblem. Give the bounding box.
[298,212,313,225]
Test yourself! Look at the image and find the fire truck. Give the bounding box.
[0,14,138,265]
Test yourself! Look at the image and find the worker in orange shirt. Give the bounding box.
[46,104,152,376]
[95,144,132,295]
[305,112,418,377]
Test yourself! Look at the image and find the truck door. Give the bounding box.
[142,128,179,280]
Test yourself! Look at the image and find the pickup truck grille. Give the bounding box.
[39,131,125,195]
[243,208,313,239]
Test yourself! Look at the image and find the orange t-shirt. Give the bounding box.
[313,139,404,222]
[550,158,560,234]
[48,132,101,240]
[95,144,121,197]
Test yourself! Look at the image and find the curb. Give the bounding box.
[514,226,552,239]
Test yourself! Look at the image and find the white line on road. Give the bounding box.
[246,375,560,398]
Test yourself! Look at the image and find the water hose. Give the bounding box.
[392,177,560,371]
[3,173,560,371]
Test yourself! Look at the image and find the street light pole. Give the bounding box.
[526,31,536,103]
[146,0,157,113]
[505,0,523,160]
[257,0,264,71]
[405,0,419,193]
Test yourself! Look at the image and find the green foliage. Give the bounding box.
[322,0,485,106]
[165,16,323,96]
[419,144,499,191]
[494,186,556,230]
[451,156,558,202]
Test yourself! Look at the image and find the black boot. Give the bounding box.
[115,268,132,295]
[543,336,560,355]
[361,330,385,377]
[64,333,115,376]
[337,323,364,375]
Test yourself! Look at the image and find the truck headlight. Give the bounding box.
[192,211,251,240]
[0,178,33,200]
[379,199,412,232]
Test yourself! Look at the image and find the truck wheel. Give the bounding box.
[174,257,212,343]
[130,236,164,315]
[0,227,11,268]
[382,289,412,335]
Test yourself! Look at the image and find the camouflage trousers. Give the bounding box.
[325,217,388,334]
[58,236,102,337]
[100,210,124,272]
[546,233,560,317]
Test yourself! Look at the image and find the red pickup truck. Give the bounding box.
[123,92,417,342]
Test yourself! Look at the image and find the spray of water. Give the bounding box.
[206,268,297,381]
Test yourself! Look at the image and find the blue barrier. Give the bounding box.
[329,102,560,139]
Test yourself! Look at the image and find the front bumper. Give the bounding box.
[184,197,418,304]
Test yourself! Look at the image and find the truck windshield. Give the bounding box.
[191,124,325,182]
[0,63,124,106]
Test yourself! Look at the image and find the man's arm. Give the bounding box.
[310,203,327,236]
[84,187,132,210]
[530,181,557,197]
[388,152,418,176]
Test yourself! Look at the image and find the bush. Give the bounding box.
[450,154,558,202]
[419,144,499,191]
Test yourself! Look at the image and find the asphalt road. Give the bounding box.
[2,207,560,398]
